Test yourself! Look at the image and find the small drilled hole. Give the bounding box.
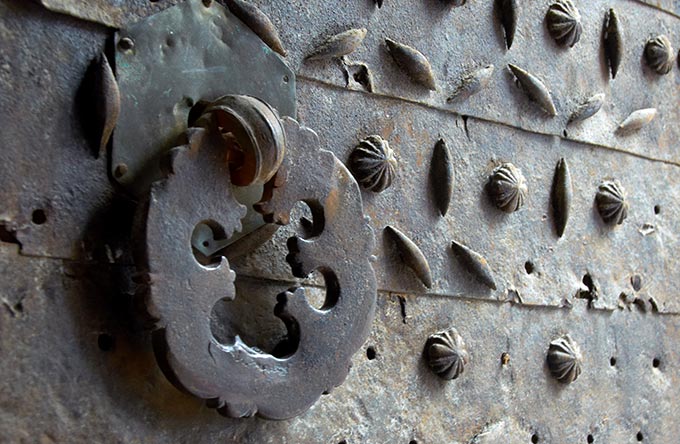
[524,261,535,274]
[338,441,347,444]
[118,37,134,52]
[653,358,660,368]
[366,346,376,360]
[283,75,290,83]
[409,441,418,444]
[32,209,47,225]
[114,163,128,179]
[563,130,568,138]
[654,205,660,215]
[637,431,644,441]
[587,435,594,443]
[98,333,115,351]
[610,357,617,367]
[202,0,212,6]
[531,434,539,444]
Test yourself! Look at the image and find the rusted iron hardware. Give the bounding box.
[94,0,379,420]
[135,96,376,419]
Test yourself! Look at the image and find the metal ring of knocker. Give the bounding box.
[135,95,377,420]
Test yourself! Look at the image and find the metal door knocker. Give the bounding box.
[97,0,377,420]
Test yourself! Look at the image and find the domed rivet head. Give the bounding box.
[547,334,582,384]
[487,162,528,213]
[348,135,397,193]
[595,179,628,225]
[425,327,469,380]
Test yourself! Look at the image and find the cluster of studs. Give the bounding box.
[423,329,583,385]
[291,1,674,135]
[347,136,629,292]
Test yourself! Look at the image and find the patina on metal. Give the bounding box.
[2,0,680,441]
[111,0,296,254]
[136,95,377,419]
[112,0,295,196]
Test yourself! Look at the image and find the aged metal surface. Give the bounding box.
[36,0,184,28]
[136,97,377,419]
[1,245,679,442]
[272,0,680,164]
[1,0,680,442]
[0,0,131,261]
[235,81,680,315]
[112,0,296,195]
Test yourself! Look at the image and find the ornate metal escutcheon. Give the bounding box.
[113,0,377,420]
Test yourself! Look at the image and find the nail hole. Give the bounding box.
[587,434,594,443]
[97,333,115,351]
[524,261,535,275]
[637,431,644,441]
[31,209,47,225]
[166,36,175,47]
[409,441,418,444]
[114,163,128,179]
[610,357,617,367]
[118,37,134,52]
[652,358,660,368]
[631,275,642,292]
[654,205,660,215]
[14,302,23,313]
[366,346,377,360]
[531,434,539,443]
[338,441,347,444]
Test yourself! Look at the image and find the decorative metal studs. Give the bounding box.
[644,35,675,75]
[430,138,454,217]
[595,180,628,226]
[425,328,469,380]
[451,240,497,290]
[551,158,572,238]
[546,0,582,48]
[385,38,437,90]
[547,334,582,384]
[487,162,527,213]
[568,93,605,125]
[447,65,495,103]
[618,108,657,133]
[306,28,367,61]
[603,8,623,79]
[495,0,517,50]
[384,226,433,289]
[508,64,557,116]
[348,135,397,193]
[223,0,287,56]
[95,53,120,157]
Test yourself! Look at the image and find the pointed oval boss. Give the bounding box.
[551,158,572,238]
[495,0,517,50]
[306,28,367,61]
[451,240,497,290]
[568,93,605,124]
[430,138,454,217]
[508,64,557,116]
[385,226,433,288]
[385,38,437,90]
[223,0,287,56]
